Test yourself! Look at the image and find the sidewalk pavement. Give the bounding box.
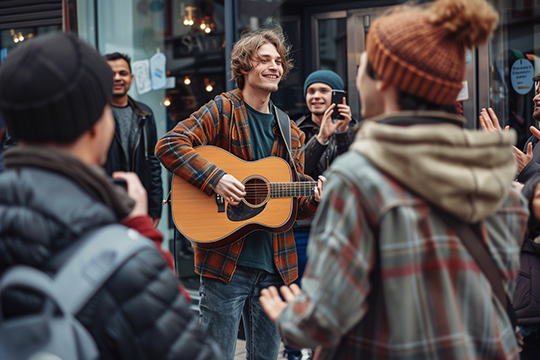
[234,339,311,359]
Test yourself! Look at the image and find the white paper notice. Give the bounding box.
[456,81,469,101]
[132,60,151,95]
[150,52,167,90]
[165,76,176,89]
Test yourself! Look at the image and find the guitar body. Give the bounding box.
[171,146,299,249]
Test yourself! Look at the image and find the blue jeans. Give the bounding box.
[199,266,284,360]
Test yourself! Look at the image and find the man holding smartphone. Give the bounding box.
[286,70,356,360]
[296,70,356,179]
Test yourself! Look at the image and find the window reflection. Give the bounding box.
[489,0,539,149]
[165,0,225,127]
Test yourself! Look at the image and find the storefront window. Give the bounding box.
[0,26,60,62]
[489,0,540,149]
[165,0,226,127]
[235,0,305,118]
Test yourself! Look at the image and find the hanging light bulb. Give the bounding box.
[164,98,171,107]
[205,27,211,34]
[200,22,206,30]
[184,76,191,85]
[206,84,213,92]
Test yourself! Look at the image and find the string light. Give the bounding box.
[204,78,215,92]
[164,98,171,107]
[11,29,25,43]
[184,76,191,85]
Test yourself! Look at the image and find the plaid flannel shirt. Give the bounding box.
[156,89,318,284]
[277,152,528,359]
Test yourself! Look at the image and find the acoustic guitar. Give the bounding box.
[171,146,316,249]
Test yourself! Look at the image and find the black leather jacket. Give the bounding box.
[104,97,163,219]
[294,113,357,229]
[295,113,357,180]
[0,167,222,360]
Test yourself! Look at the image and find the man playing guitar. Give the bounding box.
[156,26,324,359]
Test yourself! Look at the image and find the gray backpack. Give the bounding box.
[0,225,153,360]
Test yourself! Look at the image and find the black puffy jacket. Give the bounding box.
[104,97,163,219]
[0,167,222,360]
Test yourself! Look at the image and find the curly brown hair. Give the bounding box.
[230,26,293,90]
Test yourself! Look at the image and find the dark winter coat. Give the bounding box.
[294,113,357,229]
[0,167,222,360]
[514,173,540,326]
[295,113,357,180]
[104,97,163,219]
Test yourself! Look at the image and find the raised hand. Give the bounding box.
[514,143,533,174]
[530,125,540,141]
[317,104,341,144]
[479,107,509,132]
[260,284,302,323]
[336,96,352,133]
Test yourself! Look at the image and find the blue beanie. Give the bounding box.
[303,70,344,97]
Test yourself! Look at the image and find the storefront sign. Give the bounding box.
[511,58,534,95]
[173,33,225,57]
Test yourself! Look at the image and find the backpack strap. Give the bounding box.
[433,209,519,332]
[54,224,153,314]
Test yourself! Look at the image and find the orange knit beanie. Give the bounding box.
[366,0,498,105]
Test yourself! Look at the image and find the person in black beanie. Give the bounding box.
[284,70,357,360]
[0,31,222,360]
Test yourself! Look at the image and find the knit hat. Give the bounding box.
[303,70,344,97]
[366,0,498,105]
[0,32,113,143]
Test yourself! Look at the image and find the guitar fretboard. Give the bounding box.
[269,181,317,198]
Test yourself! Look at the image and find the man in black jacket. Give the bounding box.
[104,52,163,227]
[284,70,356,360]
[293,70,356,276]
[0,32,222,360]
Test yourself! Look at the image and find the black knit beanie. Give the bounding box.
[0,32,113,143]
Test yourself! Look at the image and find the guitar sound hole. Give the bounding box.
[243,177,269,207]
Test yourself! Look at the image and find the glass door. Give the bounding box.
[311,7,391,121]
[312,5,485,127]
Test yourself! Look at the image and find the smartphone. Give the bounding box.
[331,90,347,122]
[112,178,128,191]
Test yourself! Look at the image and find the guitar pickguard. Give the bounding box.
[227,201,266,221]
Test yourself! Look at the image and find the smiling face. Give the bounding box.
[242,42,282,94]
[108,58,134,99]
[306,83,333,116]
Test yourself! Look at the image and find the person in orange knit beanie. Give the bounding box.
[260,0,529,359]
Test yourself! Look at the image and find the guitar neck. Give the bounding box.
[269,181,317,198]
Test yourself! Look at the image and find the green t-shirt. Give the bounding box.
[236,103,277,273]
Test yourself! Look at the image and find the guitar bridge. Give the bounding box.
[215,194,225,213]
